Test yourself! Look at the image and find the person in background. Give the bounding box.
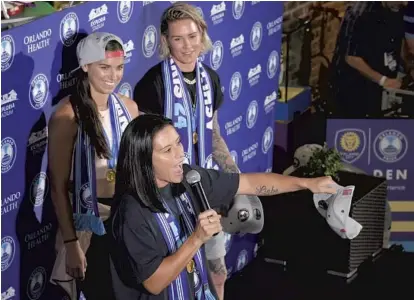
[108,114,338,300]
[329,1,406,118]
[133,3,263,299]
[48,32,139,300]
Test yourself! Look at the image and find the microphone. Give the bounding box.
[185,169,219,236]
[185,169,211,211]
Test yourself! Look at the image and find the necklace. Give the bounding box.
[98,107,108,119]
[183,77,196,85]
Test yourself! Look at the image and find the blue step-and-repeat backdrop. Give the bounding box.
[1,1,283,299]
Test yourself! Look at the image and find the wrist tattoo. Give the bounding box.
[255,185,279,196]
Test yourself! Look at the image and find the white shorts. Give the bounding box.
[204,231,226,261]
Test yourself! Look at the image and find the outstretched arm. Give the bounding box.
[237,173,338,196]
[212,111,239,173]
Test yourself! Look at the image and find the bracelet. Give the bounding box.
[63,237,78,244]
[379,76,387,86]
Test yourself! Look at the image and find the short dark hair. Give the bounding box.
[114,114,173,212]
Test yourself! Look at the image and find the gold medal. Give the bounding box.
[192,132,198,144]
[186,259,195,273]
[106,169,116,182]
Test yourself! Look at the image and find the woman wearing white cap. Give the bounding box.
[48,32,139,299]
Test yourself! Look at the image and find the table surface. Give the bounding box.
[225,248,414,300]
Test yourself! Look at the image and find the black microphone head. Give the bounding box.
[185,169,201,185]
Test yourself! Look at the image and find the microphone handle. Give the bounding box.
[193,183,211,211]
[192,183,218,236]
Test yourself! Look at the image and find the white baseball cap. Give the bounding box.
[76,32,125,67]
[313,184,362,239]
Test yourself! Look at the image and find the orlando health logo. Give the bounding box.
[1,236,15,272]
[210,40,223,71]
[30,172,49,207]
[250,22,263,51]
[232,1,245,20]
[262,126,274,154]
[27,266,47,300]
[1,35,15,72]
[60,12,79,47]
[195,6,204,18]
[246,100,258,129]
[29,73,49,110]
[2,137,17,174]
[267,50,279,79]
[230,150,238,165]
[229,72,242,101]
[117,1,134,24]
[142,25,157,58]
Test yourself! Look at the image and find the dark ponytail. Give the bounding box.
[70,40,124,159]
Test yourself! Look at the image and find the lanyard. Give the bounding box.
[101,96,119,171]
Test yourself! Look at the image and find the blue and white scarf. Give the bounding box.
[154,193,216,300]
[72,93,131,235]
[162,57,214,167]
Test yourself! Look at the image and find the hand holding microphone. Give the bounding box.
[193,210,222,244]
[186,169,221,237]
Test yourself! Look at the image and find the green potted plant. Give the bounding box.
[302,143,343,181]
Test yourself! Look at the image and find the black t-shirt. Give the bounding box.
[108,165,240,300]
[133,61,224,115]
[330,2,404,102]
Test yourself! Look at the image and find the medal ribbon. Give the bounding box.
[154,194,216,299]
[102,94,126,178]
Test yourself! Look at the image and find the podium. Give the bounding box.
[260,169,387,280]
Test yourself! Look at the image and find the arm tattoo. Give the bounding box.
[255,185,279,196]
[212,111,240,173]
[207,258,227,276]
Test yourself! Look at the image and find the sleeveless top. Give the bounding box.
[69,108,113,197]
